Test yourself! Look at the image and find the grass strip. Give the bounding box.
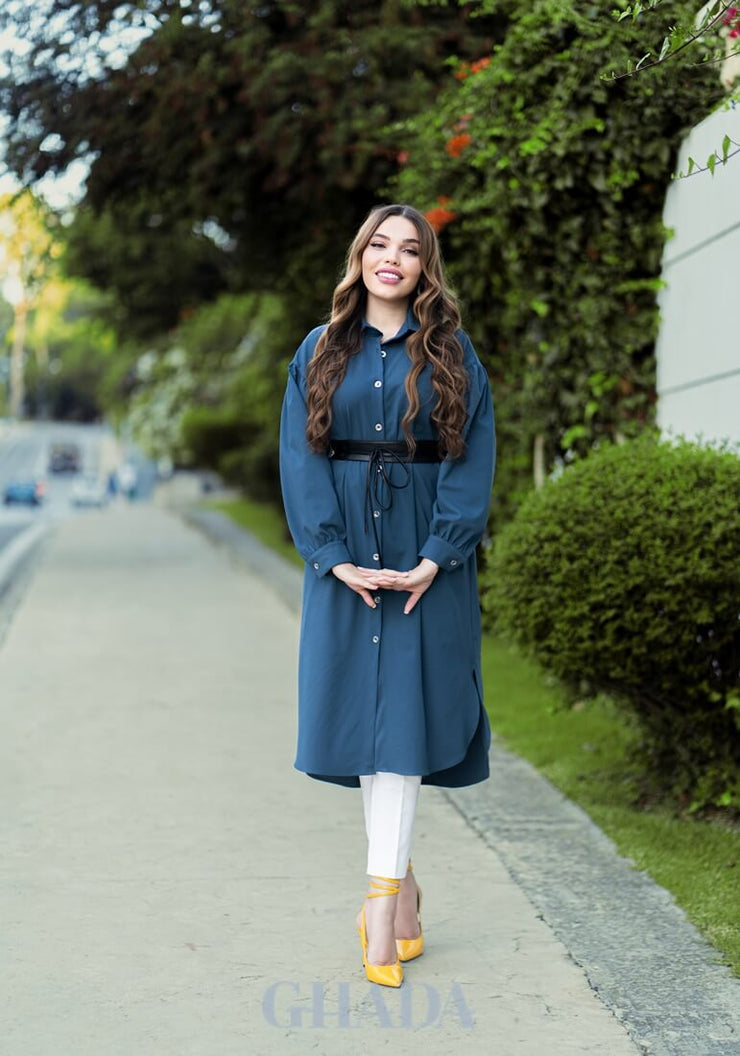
[210,495,740,975]
[482,635,740,976]
[202,497,303,569]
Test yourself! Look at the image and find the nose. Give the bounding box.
[384,246,400,264]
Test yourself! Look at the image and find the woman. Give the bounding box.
[279,203,496,988]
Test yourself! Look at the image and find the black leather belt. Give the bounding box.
[328,439,442,463]
[328,440,444,566]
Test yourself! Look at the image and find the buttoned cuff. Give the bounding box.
[419,535,465,572]
[307,539,353,578]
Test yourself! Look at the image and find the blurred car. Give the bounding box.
[3,479,46,506]
[71,475,108,508]
[48,442,81,474]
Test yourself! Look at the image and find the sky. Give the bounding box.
[0,21,89,209]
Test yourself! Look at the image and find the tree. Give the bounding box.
[0,191,60,417]
[390,0,722,519]
[23,278,120,421]
[609,1,740,175]
[0,0,506,336]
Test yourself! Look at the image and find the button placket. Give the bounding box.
[374,337,386,433]
[367,336,387,571]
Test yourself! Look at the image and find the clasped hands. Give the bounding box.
[331,558,439,615]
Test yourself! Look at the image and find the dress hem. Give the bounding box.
[295,696,491,790]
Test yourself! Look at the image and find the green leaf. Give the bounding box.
[722,134,731,162]
[561,424,588,450]
[687,156,696,175]
[707,152,717,176]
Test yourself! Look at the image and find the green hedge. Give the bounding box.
[481,435,740,813]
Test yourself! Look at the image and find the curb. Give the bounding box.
[175,502,740,1056]
[0,523,49,600]
[0,522,50,652]
[180,506,302,616]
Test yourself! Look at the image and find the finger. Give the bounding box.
[404,592,421,615]
[358,567,405,580]
[358,588,377,609]
[355,573,384,588]
[387,577,419,592]
[354,566,384,582]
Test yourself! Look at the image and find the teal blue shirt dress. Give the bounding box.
[279,306,496,788]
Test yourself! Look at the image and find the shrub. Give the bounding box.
[180,405,253,469]
[481,435,740,812]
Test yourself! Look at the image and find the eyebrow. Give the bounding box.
[372,232,420,244]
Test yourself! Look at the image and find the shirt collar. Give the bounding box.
[361,303,420,340]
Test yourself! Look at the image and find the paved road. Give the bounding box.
[0,503,645,1056]
[0,419,156,561]
[0,524,25,550]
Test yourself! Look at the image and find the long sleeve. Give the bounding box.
[418,344,496,573]
[279,352,353,577]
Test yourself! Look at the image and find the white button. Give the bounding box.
[373,510,380,518]
[374,595,381,604]
[372,553,380,561]
[374,380,382,388]
[372,635,379,644]
[313,562,320,569]
[374,423,382,431]
[380,349,387,357]
[450,559,458,567]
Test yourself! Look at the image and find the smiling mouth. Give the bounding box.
[376,270,403,282]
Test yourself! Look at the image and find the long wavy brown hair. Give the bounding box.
[305,203,469,459]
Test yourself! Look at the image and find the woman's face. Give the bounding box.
[360,214,423,309]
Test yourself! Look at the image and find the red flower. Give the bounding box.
[425,198,458,232]
[445,132,472,158]
[396,150,410,165]
[470,57,491,74]
[454,62,470,81]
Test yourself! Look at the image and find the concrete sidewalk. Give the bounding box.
[0,504,734,1054]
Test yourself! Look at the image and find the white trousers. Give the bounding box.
[359,771,422,879]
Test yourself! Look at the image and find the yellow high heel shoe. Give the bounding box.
[357,875,403,988]
[395,858,424,962]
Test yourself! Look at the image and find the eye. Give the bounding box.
[369,241,385,248]
[403,248,419,255]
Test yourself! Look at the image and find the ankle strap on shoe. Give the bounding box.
[367,875,401,897]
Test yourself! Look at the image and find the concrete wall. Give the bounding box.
[655,102,740,447]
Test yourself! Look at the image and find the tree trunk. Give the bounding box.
[533,433,545,489]
[10,300,27,420]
